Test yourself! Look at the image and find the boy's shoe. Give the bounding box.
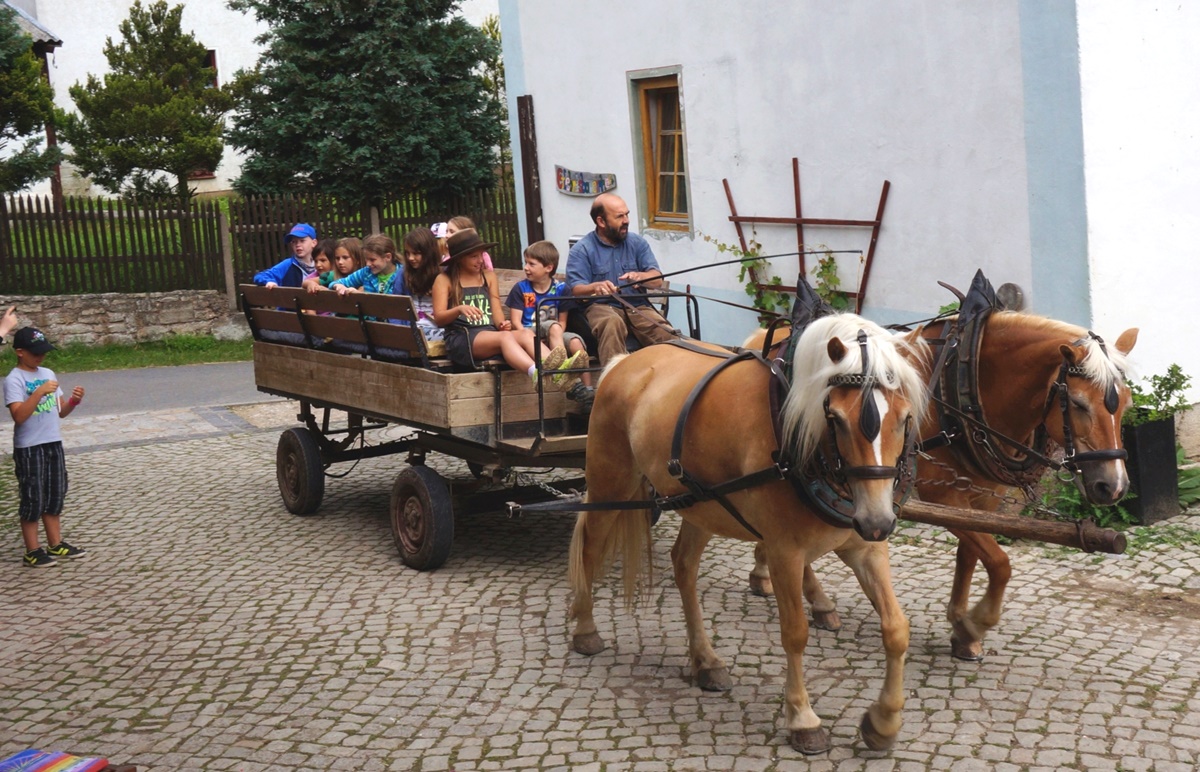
[566,382,595,414]
[23,547,58,568]
[553,350,589,387]
[46,541,87,560]
[542,345,568,373]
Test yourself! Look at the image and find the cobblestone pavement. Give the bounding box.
[1,402,1199,771]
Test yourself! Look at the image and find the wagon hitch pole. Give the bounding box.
[900,499,1126,554]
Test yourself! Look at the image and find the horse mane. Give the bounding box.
[988,312,1131,391]
[779,314,929,467]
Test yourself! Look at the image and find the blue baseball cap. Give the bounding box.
[285,223,317,242]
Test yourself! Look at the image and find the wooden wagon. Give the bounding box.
[241,277,691,571]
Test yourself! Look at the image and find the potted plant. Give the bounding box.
[1122,364,1192,524]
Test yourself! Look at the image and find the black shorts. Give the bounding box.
[14,441,68,523]
[444,324,497,369]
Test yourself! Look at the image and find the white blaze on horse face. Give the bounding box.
[871,390,889,465]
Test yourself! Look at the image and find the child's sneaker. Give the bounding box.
[566,382,595,414]
[46,541,87,560]
[542,345,567,373]
[23,547,58,568]
[553,350,589,387]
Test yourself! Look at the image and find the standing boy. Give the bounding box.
[253,223,320,288]
[506,241,594,410]
[5,327,86,567]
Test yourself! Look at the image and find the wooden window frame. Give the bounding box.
[629,69,691,232]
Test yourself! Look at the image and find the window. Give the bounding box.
[630,70,690,230]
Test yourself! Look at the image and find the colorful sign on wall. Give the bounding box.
[555,166,617,196]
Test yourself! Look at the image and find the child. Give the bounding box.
[506,241,593,406]
[392,227,445,342]
[433,229,565,379]
[329,233,398,296]
[4,327,86,568]
[445,216,494,270]
[312,238,337,287]
[303,236,362,294]
[253,223,319,288]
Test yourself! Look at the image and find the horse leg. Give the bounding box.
[749,546,842,630]
[567,509,621,656]
[947,530,1011,661]
[670,521,730,692]
[836,541,909,751]
[753,548,829,754]
[748,541,773,597]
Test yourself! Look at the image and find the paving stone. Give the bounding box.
[1,402,1198,769]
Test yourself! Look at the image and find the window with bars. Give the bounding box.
[632,72,690,230]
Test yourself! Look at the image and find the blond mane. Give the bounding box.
[988,312,1131,391]
[779,314,929,466]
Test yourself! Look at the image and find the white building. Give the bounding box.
[498,1,1200,401]
[10,0,498,196]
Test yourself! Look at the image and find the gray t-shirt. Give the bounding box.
[4,365,63,449]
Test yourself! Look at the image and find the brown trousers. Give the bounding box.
[584,302,679,366]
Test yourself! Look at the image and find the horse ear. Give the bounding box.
[1059,343,1078,365]
[1114,328,1139,355]
[828,337,846,363]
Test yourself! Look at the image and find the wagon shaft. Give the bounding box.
[899,499,1126,554]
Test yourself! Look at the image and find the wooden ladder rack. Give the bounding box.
[723,158,890,312]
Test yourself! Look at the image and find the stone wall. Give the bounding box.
[0,291,248,346]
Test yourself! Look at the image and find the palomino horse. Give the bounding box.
[746,310,1137,660]
[568,315,929,754]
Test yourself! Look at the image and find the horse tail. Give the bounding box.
[567,488,654,613]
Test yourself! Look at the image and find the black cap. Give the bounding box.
[13,327,55,354]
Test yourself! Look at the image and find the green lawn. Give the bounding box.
[0,335,253,373]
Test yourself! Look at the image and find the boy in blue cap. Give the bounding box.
[5,327,87,567]
[253,223,320,288]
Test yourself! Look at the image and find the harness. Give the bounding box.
[919,270,1126,486]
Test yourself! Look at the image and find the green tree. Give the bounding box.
[227,0,505,206]
[0,5,61,193]
[57,0,233,199]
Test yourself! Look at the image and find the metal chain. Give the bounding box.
[511,469,582,499]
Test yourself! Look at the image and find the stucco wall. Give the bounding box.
[1077,2,1200,401]
[0,291,242,346]
[502,1,1041,347]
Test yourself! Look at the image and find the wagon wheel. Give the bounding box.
[276,427,326,515]
[390,465,454,571]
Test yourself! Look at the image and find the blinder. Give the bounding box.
[1054,332,1129,472]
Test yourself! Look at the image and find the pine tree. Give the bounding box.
[0,4,61,193]
[227,0,505,206]
[57,0,233,199]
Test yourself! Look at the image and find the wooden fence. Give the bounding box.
[1,184,521,297]
[0,195,224,295]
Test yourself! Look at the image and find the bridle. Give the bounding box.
[1044,332,1128,474]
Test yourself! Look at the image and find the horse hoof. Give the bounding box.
[950,635,985,662]
[573,633,606,656]
[859,711,897,751]
[789,726,831,755]
[696,667,732,692]
[811,609,842,631]
[748,575,774,597]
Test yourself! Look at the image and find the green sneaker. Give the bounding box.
[23,547,58,568]
[553,350,589,387]
[542,345,567,372]
[46,541,87,560]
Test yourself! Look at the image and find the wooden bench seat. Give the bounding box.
[239,284,442,366]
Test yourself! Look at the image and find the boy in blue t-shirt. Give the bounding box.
[505,241,594,409]
[4,327,87,568]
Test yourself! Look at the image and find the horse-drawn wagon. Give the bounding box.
[243,268,1138,754]
[240,276,689,571]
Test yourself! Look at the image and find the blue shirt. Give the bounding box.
[565,231,661,307]
[252,256,317,288]
[330,266,396,295]
[505,278,571,329]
